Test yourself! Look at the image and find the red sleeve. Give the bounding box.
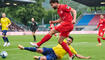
[103,19,105,22]
[97,23,100,28]
[62,4,71,12]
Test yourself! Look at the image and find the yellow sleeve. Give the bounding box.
[69,46,77,54]
[7,18,11,24]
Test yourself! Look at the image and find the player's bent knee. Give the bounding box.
[58,41,63,44]
[36,48,43,53]
[49,31,55,36]
[40,56,47,60]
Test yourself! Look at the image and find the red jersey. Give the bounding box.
[57,4,73,23]
[97,19,105,29]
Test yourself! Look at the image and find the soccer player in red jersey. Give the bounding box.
[30,0,76,59]
[96,15,105,46]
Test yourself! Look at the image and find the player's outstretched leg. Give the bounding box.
[58,36,73,59]
[18,45,37,52]
[6,37,10,47]
[30,34,52,47]
[97,36,102,46]
[30,29,58,47]
[2,37,7,47]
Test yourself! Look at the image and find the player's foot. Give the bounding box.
[33,56,39,60]
[3,42,7,47]
[18,45,24,50]
[30,42,39,48]
[86,56,91,59]
[7,43,10,47]
[96,43,102,46]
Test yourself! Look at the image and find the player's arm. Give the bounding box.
[96,23,100,29]
[8,23,11,26]
[0,22,1,26]
[70,8,77,24]
[7,18,11,28]
[7,22,11,28]
[0,18,1,26]
[75,54,91,59]
[49,18,62,24]
[63,5,76,24]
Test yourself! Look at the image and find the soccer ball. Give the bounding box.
[0,51,8,58]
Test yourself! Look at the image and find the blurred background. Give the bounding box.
[0,0,105,34]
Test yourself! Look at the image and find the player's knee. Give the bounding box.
[58,40,63,44]
[40,56,47,60]
[2,35,6,37]
[36,48,43,53]
[49,31,55,36]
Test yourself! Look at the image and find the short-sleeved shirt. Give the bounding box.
[52,40,77,59]
[57,4,73,23]
[0,17,11,30]
[30,21,38,30]
[97,19,105,30]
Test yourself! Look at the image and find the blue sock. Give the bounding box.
[5,37,9,42]
[2,37,6,42]
[38,57,40,60]
[24,47,37,52]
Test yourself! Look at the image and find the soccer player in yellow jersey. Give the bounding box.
[18,36,91,60]
[0,13,11,47]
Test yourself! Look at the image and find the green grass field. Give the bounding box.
[0,34,105,60]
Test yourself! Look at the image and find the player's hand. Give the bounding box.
[72,20,76,24]
[33,56,39,59]
[49,21,54,24]
[86,56,91,59]
[49,27,51,29]
[6,25,9,28]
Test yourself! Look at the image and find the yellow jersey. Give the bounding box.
[0,17,11,30]
[52,40,77,59]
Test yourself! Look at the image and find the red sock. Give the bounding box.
[37,34,52,47]
[97,38,101,43]
[102,37,105,40]
[61,42,73,57]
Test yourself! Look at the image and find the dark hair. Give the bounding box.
[68,36,74,42]
[50,0,59,3]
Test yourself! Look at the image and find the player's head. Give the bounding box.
[50,0,59,10]
[31,18,35,22]
[67,36,74,45]
[100,14,104,19]
[2,13,6,18]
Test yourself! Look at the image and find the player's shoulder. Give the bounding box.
[60,4,71,10]
[5,17,9,19]
[60,4,68,8]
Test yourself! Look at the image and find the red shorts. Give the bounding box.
[54,22,74,37]
[98,28,104,37]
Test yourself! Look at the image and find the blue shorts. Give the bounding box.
[2,30,7,35]
[41,47,57,60]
